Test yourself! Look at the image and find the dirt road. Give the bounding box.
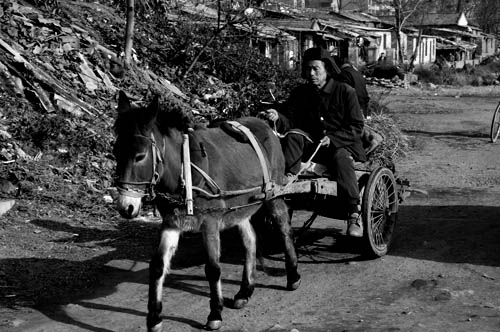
[2,87,500,332]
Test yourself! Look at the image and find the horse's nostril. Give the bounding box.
[127,205,134,216]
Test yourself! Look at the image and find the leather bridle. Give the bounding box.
[115,132,164,200]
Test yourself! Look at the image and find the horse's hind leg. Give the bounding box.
[147,226,180,332]
[202,220,223,331]
[268,198,301,290]
[233,217,256,309]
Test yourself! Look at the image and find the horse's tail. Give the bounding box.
[251,207,288,277]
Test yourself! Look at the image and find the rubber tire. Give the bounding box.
[490,102,500,143]
[361,167,398,258]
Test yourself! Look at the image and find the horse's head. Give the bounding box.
[113,91,163,218]
[113,91,192,218]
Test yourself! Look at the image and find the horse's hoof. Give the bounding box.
[148,322,163,332]
[205,320,222,330]
[233,297,249,309]
[287,277,301,291]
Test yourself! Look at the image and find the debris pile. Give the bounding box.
[366,76,407,89]
[0,0,197,208]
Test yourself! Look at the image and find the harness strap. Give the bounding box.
[189,137,267,198]
[282,129,314,143]
[191,163,222,194]
[226,121,270,185]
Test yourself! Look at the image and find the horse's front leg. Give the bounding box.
[233,217,256,309]
[147,226,180,332]
[269,198,301,290]
[202,220,223,331]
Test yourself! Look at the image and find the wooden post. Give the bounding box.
[182,134,194,215]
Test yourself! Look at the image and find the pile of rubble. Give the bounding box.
[366,76,407,89]
[0,0,202,208]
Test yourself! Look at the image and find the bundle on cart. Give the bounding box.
[364,113,410,170]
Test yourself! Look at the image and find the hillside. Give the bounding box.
[0,0,212,309]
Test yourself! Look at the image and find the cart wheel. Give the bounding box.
[361,167,398,257]
[490,102,500,143]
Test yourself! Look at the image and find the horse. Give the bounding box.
[113,91,301,331]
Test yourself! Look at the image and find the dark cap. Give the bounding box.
[301,47,341,78]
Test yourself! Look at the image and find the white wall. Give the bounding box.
[411,36,436,64]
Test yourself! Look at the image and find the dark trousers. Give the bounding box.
[281,132,360,214]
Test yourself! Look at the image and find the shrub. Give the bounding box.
[415,58,500,87]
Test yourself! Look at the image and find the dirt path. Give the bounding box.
[2,88,500,332]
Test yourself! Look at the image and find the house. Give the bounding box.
[315,11,393,64]
[177,3,301,70]
[407,33,437,65]
[262,16,345,68]
[467,21,498,60]
[261,0,337,11]
[408,12,480,65]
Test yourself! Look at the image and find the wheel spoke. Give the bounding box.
[370,215,385,241]
[373,188,388,210]
[372,215,384,230]
[374,227,384,246]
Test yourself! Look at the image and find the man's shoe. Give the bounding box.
[347,212,363,237]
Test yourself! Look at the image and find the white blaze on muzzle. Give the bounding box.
[116,195,142,218]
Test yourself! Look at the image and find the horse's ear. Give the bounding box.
[117,90,131,114]
[147,95,160,119]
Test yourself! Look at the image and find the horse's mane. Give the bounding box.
[114,96,192,135]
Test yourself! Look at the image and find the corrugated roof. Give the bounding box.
[436,36,477,50]
[234,23,296,40]
[316,19,384,39]
[430,27,477,38]
[263,18,315,30]
[333,11,381,23]
[411,12,465,26]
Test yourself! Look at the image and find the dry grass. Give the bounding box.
[366,113,410,168]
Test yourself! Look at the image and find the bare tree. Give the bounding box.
[473,0,500,34]
[390,0,428,64]
[124,0,135,67]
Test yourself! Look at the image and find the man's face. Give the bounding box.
[305,60,328,89]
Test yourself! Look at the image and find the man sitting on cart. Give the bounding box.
[262,47,366,237]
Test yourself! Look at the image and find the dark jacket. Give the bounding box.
[276,78,366,162]
[339,64,370,112]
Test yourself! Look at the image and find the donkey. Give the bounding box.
[113,91,301,331]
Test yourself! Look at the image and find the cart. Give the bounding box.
[275,162,406,258]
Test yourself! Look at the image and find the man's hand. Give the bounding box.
[262,109,279,122]
[320,136,330,147]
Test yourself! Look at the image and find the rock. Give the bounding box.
[434,290,452,301]
[9,319,25,327]
[0,179,17,194]
[0,199,15,216]
[269,324,284,331]
[411,279,438,290]
[103,195,113,204]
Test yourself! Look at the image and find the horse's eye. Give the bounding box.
[134,153,147,163]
